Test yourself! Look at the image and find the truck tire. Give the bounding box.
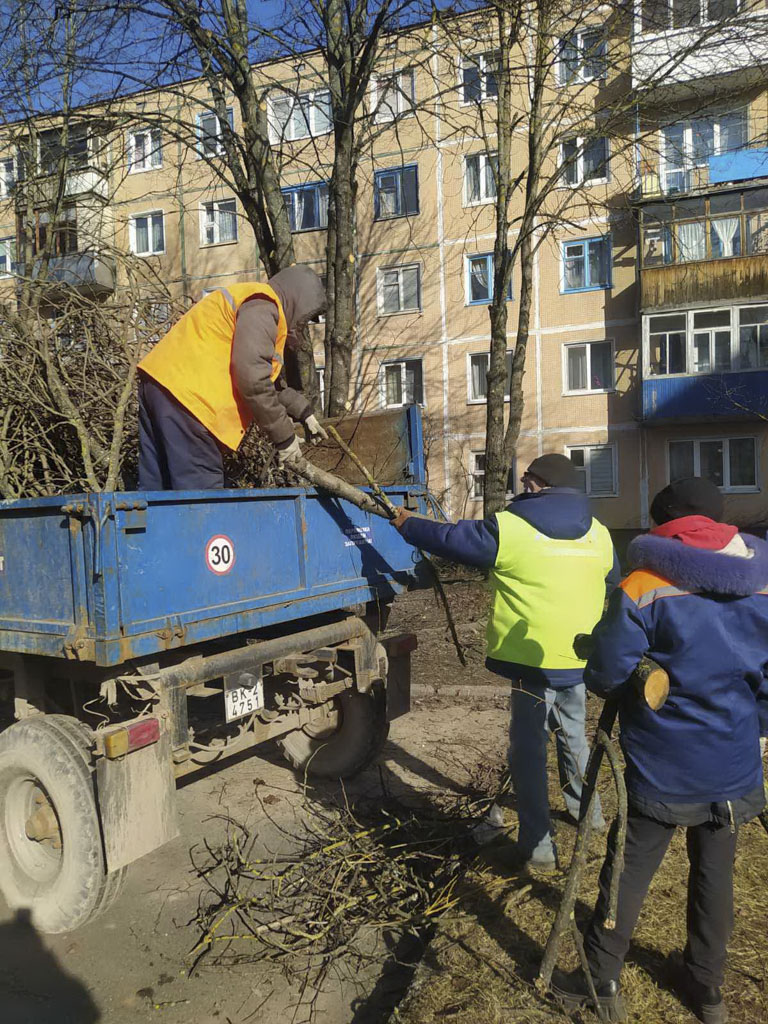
[278,684,389,779]
[0,715,120,933]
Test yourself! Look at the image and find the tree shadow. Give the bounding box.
[0,908,100,1024]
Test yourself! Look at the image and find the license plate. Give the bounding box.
[224,681,264,722]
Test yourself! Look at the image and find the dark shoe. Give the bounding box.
[685,977,728,1024]
[550,967,628,1022]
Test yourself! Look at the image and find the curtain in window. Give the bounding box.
[381,272,400,313]
[152,214,164,252]
[317,185,329,228]
[564,246,585,289]
[378,175,398,216]
[676,221,706,261]
[591,342,613,388]
[471,356,488,398]
[219,202,236,241]
[466,157,480,202]
[567,347,587,390]
[484,156,497,199]
[469,258,490,301]
[719,110,747,153]
[135,217,149,253]
[711,216,740,258]
[584,138,608,180]
[401,268,419,310]
[313,92,332,135]
[588,240,608,286]
[385,364,402,405]
[294,189,311,230]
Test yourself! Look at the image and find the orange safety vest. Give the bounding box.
[138,283,288,451]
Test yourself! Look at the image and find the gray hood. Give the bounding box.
[268,266,326,337]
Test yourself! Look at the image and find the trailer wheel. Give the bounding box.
[0,715,121,933]
[278,684,389,779]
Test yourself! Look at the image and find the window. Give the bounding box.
[268,89,332,143]
[128,128,162,172]
[282,182,328,232]
[196,108,235,157]
[461,51,500,104]
[0,236,17,276]
[693,309,732,372]
[560,137,609,186]
[668,437,756,490]
[130,211,165,255]
[466,254,512,304]
[641,188,765,268]
[567,444,617,496]
[379,359,424,407]
[200,199,237,245]
[373,69,415,122]
[377,264,421,315]
[38,124,89,174]
[648,313,688,374]
[562,236,611,292]
[642,0,743,32]
[565,341,614,392]
[374,165,418,219]
[0,157,16,197]
[471,451,517,500]
[468,351,513,402]
[464,152,498,204]
[739,305,768,369]
[27,205,78,256]
[660,110,747,193]
[558,28,606,86]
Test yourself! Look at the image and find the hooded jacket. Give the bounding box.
[231,266,326,448]
[585,526,768,823]
[398,489,620,688]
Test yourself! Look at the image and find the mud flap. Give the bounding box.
[95,728,179,872]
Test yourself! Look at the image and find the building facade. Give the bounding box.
[1,4,767,535]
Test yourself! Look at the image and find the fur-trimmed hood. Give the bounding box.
[628,532,768,596]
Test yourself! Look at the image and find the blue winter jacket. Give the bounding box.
[398,488,620,689]
[585,531,768,812]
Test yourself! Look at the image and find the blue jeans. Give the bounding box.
[509,682,604,863]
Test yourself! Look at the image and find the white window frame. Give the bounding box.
[562,339,615,394]
[559,136,610,187]
[199,198,238,247]
[267,88,332,143]
[565,443,619,497]
[127,127,162,173]
[376,263,422,316]
[467,351,513,404]
[464,151,498,206]
[469,450,517,502]
[557,28,607,86]
[465,253,513,305]
[659,110,747,193]
[129,210,165,256]
[666,436,758,493]
[641,0,748,35]
[459,51,500,105]
[0,156,16,198]
[195,107,235,158]
[0,235,17,277]
[378,358,425,408]
[372,68,416,123]
[642,304,768,377]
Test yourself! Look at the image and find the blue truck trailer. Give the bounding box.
[0,408,428,933]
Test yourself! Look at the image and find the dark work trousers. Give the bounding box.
[583,807,738,989]
[138,372,225,490]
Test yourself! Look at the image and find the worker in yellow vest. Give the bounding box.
[137,265,327,489]
[392,453,620,873]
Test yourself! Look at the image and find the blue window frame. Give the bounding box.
[562,236,611,292]
[281,182,329,232]
[466,253,512,304]
[374,165,419,220]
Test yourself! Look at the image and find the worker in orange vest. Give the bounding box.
[137,265,327,489]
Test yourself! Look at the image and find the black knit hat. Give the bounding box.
[650,476,724,526]
[526,453,582,489]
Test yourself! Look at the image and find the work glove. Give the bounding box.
[277,435,303,466]
[304,414,328,444]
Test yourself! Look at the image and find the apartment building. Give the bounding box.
[1,3,767,538]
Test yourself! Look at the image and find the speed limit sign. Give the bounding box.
[205,534,235,575]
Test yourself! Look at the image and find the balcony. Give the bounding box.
[23,253,115,297]
[642,369,768,421]
[632,3,768,92]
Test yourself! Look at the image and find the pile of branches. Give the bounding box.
[188,793,489,981]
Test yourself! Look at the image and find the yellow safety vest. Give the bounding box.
[138,283,288,450]
[486,511,614,669]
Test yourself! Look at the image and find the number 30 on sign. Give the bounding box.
[205,535,235,575]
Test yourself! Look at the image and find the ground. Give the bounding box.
[1,577,766,1024]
